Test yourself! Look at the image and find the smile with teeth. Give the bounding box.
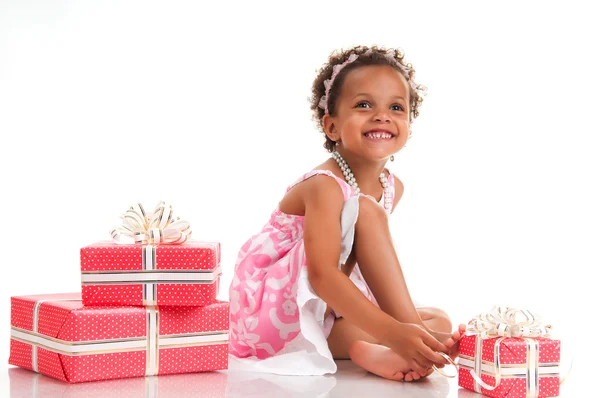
[365,132,393,139]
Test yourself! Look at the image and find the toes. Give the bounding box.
[405,371,421,381]
[390,371,405,381]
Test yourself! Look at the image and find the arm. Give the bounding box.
[302,176,400,343]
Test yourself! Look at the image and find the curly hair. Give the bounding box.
[310,45,427,153]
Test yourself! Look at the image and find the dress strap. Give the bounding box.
[285,170,354,201]
[383,167,396,205]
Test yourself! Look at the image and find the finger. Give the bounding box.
[419,344,448,365]
[410,359,428,375]
[414,353,434,370]
[422,332,449,353]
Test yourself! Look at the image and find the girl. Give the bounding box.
[229,45,464,382]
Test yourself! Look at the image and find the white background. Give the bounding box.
[1,0,598,394]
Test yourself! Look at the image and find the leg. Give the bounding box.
[327,308,452,359]
[417,307,465,355]
[418,307,452,334]
[327,317,407,381]
[353,196,423,326]
[327,317,378,359]
[327,307,458,382]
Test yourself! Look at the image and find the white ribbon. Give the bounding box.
[111,201,192,245]
[30,298,80,372]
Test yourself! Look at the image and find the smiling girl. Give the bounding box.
[229,45,464,381]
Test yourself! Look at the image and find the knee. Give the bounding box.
[357,195,388,223]
[430,308,453,332]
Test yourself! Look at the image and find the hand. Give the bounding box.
[380,322,450,375]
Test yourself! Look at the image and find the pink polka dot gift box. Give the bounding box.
[81,202,222,307]
[458,307,561,398]
[9,293,229,383]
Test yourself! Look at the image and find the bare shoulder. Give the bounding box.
[301,174,345,213]
[391,174,405,213]
[279,172,344,217]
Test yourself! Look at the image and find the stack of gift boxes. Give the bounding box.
[9,202,229,383]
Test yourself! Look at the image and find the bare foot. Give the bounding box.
[348,340,410,381]
[404,368,434,382]
[404,324,467,382]
[443,324,466,360]
[430,324,466,360]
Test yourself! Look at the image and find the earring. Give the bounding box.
[390,155,395,162]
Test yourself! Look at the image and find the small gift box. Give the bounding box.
[81,202,221,307]
[458,307,561,398]
[9,293,229,383]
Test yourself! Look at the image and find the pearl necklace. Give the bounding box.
[331,151,393,214]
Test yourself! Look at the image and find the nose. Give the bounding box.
[373,108,391,123]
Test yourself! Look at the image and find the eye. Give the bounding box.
[391,104,405,111]
[355,101,371,109]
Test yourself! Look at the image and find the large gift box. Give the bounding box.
[458,307,561,398]
[81,202,222,307]
[9,293,229,383]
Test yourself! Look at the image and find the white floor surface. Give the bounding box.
[3,356,589,397]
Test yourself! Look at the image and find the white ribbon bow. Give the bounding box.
[110,201,192,245]
[466,306,552,339]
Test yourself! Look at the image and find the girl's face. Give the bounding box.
[325,65,411,162]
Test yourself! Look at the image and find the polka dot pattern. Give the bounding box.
[159,301,229,335]
[9,294,230,383]
[155,282,218,307]
[81,241,221,307]
[9,339,33,371]
[155,242,220,270]
[81,242,142,271]
[38,301,81,338]
[159,345,228,374]
[38,347,68,381]
[458,335,561,397]
[81,241,220,271]
[59,305,147,341]
[62,352,146,383]
[11,296,35,331]
[82,284,144,307]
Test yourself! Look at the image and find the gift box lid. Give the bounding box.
[81,240,221,272]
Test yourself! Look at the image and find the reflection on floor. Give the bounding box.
[7,358,585,397]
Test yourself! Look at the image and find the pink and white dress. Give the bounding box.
[229,169,395,375]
